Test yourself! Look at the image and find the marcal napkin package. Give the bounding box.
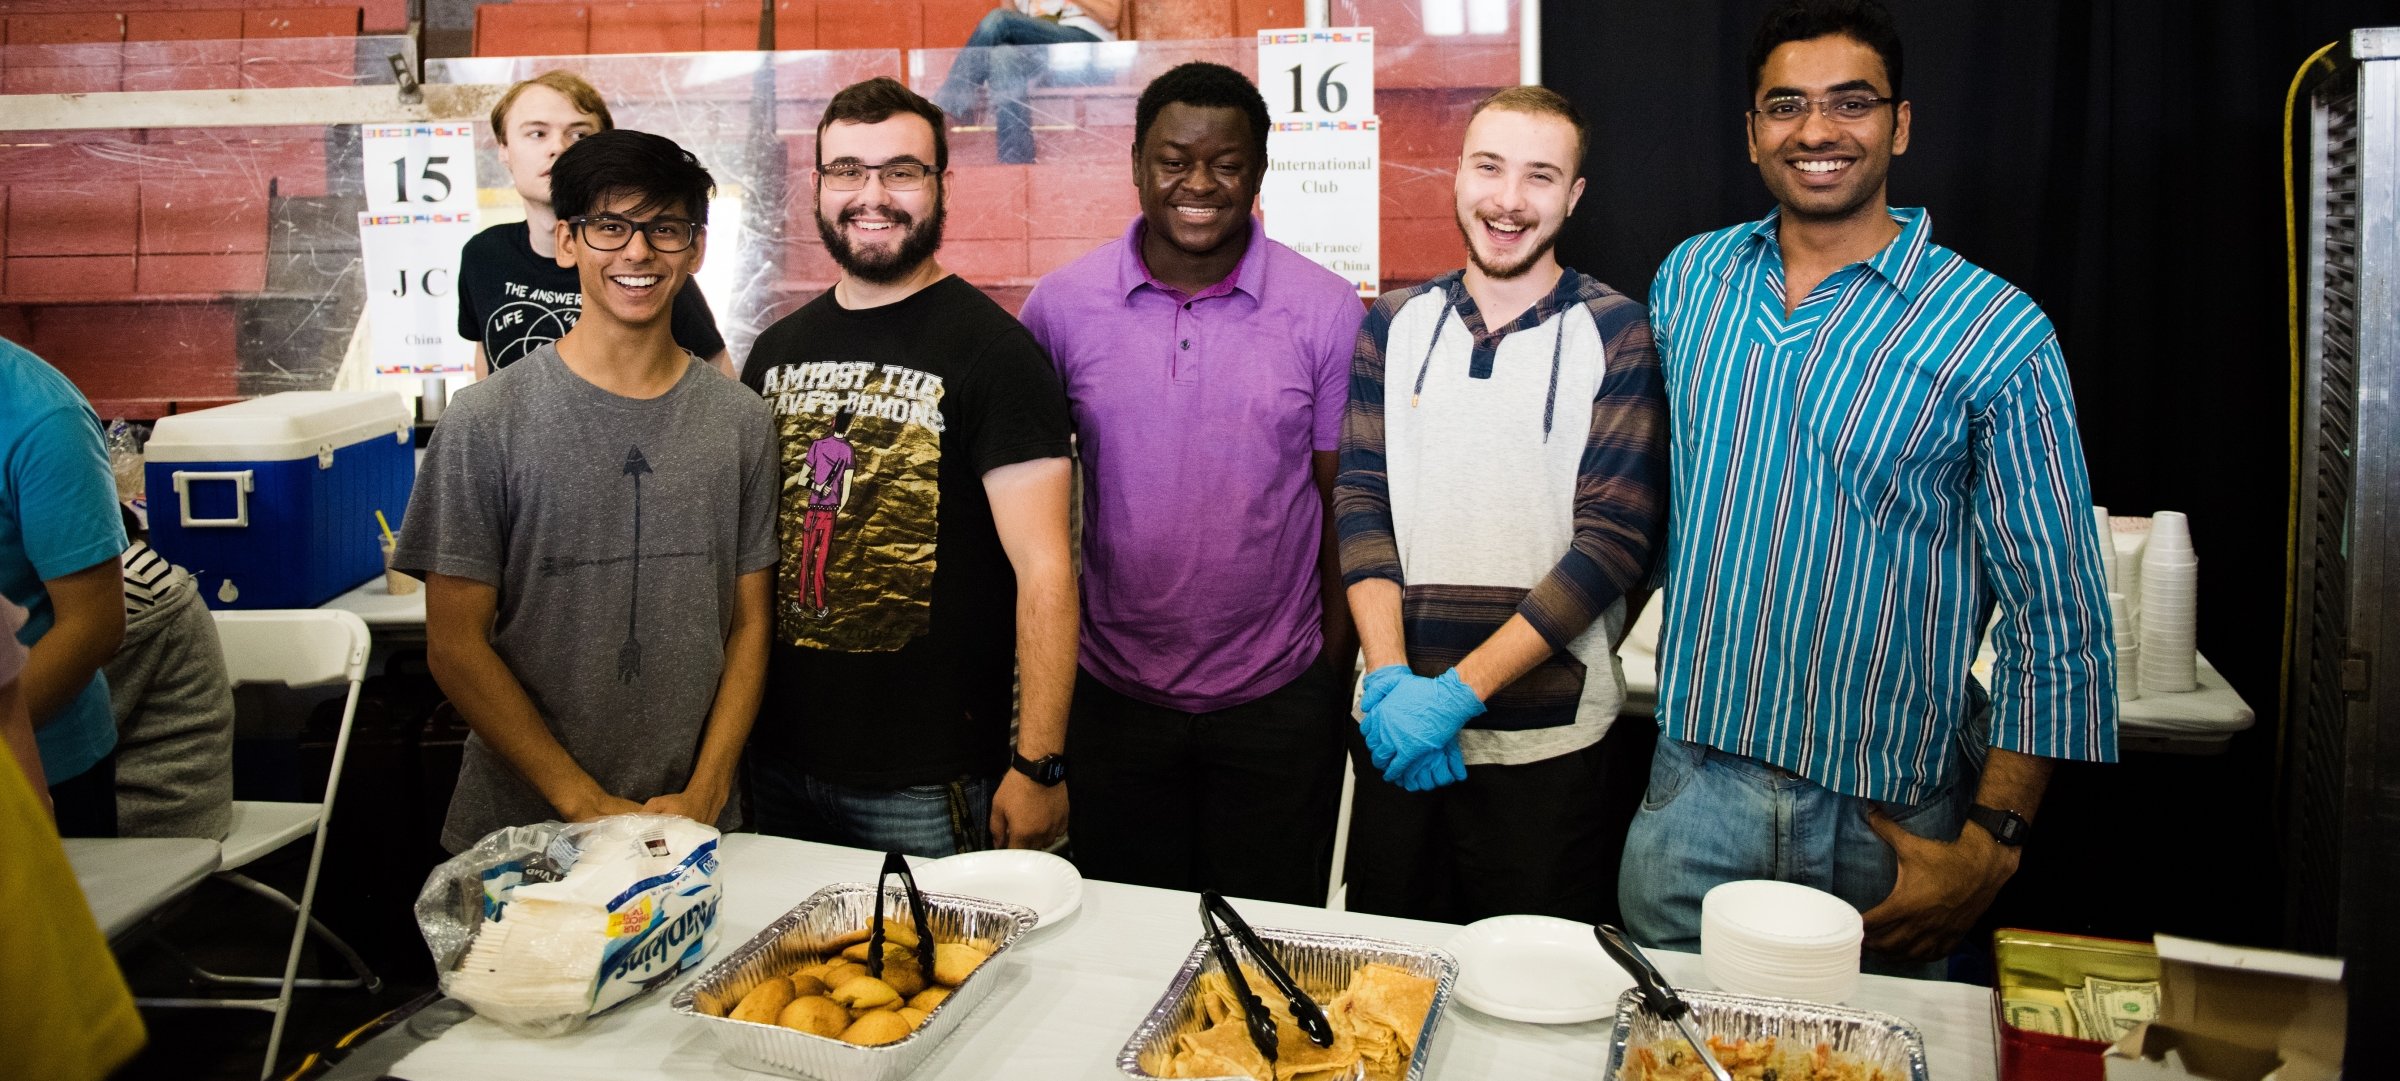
[416,814,723,1036]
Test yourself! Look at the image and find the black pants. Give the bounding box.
[49,750,119,839]
[1343,717,1655,925]
[1067,665,1347,905]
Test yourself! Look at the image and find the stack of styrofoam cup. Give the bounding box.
[2094,507,2122,596]
[2138,511,2198,693]
[2109,592,2140,702]
[1700,880,1862,1004]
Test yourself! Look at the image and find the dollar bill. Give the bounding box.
[2087,976,2161,1039]
[2004,998,2070,1036]
[2066,986,2102,1040]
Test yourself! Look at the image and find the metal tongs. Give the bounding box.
[1595,924,1733,1081]
[865,851,937,980]
[1198,890,1337,1065]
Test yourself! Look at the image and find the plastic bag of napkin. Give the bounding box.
[415,814,723,1036]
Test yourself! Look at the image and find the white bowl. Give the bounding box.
[1701,880,1863,945]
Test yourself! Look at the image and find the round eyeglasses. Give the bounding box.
[569,214,703,252]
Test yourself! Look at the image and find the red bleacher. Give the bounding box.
[1,0,1513,414]
[475,0,1321,58]
[0,5,367,416]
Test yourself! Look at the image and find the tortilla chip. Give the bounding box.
[1345,964,1435,1057]
[1174,961,1426,1081]
[1270,1014,1357,1081]
[1179,1014,1274,1080]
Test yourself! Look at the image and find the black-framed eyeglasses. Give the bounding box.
[1749,92,1900,124]
[569,214,703,252]
[816,159,934,191]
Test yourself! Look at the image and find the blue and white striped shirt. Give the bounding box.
[1650,207,2117,805]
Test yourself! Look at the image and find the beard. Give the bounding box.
[1455,210,1560,281]
[817,188,948,284]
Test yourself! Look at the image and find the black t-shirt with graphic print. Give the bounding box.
[456,220,727,369]
[739,275,1072,788]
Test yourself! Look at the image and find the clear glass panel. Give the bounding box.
[1,14,1531,414]
[425,50,904,367]
[908,39,1253,310]
[0,36,411,419]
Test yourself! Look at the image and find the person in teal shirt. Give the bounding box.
[1624,0,2116,976]
[0,339,128,836]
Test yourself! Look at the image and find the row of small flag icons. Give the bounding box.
[1259,29,1374,44]
[362,212,476,226]
[1270,119,1380,132]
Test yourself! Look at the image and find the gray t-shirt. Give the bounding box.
[393,345,778,852]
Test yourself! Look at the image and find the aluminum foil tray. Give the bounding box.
[1602,988,1930,1081]
[1117,926,1459,1081]
[671,883,1039,1081]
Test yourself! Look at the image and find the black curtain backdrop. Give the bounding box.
[1545,0,2389,963]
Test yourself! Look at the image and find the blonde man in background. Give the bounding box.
[457,70,733,376]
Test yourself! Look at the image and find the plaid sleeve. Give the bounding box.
[1335,288,1412,586]
[1515,293,1670,648]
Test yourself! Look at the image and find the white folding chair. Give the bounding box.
[137,608,378,1081]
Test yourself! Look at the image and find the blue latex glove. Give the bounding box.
[1358,664,1411,716]
[1369,669,1485,783]
[1395,739,1467,792]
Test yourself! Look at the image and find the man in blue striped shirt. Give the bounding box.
[1622,0,2117,974]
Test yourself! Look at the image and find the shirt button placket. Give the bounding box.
[1172,303,1197,384]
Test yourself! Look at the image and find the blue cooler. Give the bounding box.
[145,392,415,610]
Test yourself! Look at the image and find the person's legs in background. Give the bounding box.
[931,9,1099,164]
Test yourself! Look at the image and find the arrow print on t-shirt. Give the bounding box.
[620,445,651,684]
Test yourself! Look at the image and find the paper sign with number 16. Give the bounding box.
[1257,28,1375,122]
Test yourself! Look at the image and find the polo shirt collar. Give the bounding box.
[1733,205,1935,302]
[1113,215,1269,302]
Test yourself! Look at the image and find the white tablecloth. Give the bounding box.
[392,835,1997,1081]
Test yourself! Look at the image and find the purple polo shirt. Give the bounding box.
[1021,217,1363,712]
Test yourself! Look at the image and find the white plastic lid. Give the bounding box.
[146,391,411,464]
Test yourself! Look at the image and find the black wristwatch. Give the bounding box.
[1965,804,2030,847]
[1011,752,1069,787]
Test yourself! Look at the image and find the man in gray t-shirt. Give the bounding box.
[392,131,776,852]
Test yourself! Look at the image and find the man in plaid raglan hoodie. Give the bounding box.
[1334,86,1669,924]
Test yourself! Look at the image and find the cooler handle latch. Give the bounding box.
[172,470,255,528]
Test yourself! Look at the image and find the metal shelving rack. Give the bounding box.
[2286,24,2398,1040]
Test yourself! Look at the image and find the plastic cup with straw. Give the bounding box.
[377,510,419,595]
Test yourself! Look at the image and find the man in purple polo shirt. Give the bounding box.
[1020,61,1364,905]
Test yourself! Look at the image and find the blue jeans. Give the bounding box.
[1617,727,1978,980]
[749,755,995,859]
[932,10,1101,163]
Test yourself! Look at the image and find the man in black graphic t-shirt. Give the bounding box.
[456,71,729,376]
[740,77,1076,859]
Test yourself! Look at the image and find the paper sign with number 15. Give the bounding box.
[359,123,478,215]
